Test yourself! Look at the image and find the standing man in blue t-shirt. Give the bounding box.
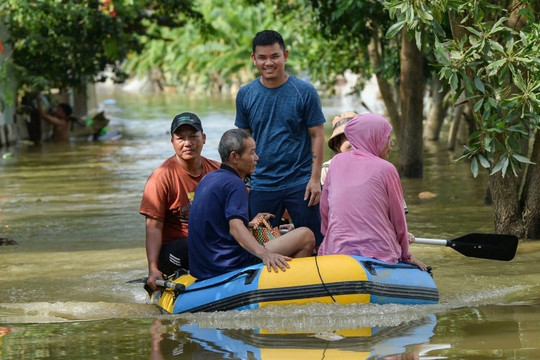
[235,30,326,246]
[188,129,315,280]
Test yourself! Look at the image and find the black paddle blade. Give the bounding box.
[448,233,519,261]
[126,277,148,284]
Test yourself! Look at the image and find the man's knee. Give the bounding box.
[296,227,315,251]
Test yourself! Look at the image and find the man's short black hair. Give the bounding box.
[252,30,285,53]
[58,103,73,116]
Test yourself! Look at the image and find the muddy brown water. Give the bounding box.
[1,93,539,359]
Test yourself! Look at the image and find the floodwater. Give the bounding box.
[1,91,539,359]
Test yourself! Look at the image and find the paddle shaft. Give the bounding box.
[415,238,448,246]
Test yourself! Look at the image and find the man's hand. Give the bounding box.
[304,178,322,206]
[248,212,274,228]
[147,268,164,291]
[260,252,292,273]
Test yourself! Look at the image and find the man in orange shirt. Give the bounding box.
[140,112,220,290]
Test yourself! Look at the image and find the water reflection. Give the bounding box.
[164,315,436,360]
[2,305,540,359]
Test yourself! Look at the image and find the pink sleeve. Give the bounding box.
[320,173,329,236]
[387,168,411,262]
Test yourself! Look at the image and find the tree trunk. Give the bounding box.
[508,0,540,239]
[521,131,540,239]
[488,172,523,236]
[397,27,424,178]
[367,25,401,136]
[447,105,462,152]
[489,131,540,239]
[424,76,450,141]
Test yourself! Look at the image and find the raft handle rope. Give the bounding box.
[314,255,337,303]
[362,260,433,276]
[170,269,259,295]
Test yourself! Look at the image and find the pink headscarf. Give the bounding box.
[345,114,392,157]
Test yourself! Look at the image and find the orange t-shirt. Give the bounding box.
[139,156,220,244]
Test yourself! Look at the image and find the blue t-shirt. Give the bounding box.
[188,166,254,280]
[235,75,326,191]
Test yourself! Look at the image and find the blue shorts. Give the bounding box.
[249,183,323,246]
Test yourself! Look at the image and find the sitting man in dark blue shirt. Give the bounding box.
[188,129,315,280]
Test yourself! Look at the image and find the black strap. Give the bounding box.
[179,269,259,294]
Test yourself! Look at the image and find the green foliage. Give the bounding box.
[307,0,449,94]
[123,0,400,94]
[384,0,448,42]
[385,0,540,178]
[123,0,313,93]
[0,0,203,106]
[307,0,396,90]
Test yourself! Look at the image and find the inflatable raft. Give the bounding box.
[149,254,439,314]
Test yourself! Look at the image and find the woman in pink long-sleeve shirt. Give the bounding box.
[318,114,427,270]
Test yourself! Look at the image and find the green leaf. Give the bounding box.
[432,7,442,23]
[490,157,506,175]
[450,73,459,91]
[487,97,498,108]
[512,154,534,164]
[386,21,405,39]
[455,152,470,163]
[478,154,491,168]
[508,125,528,135]
[463,76,475,94]
[471,157,479,177]
[488,40,505,54]
[488,17,507,35]
[463,26,483,37]
[486,58,506,72]
[502,157,509,176]
[434,42,451,66]
[473,98,483,112]
[415,30,422,50]
[474,77,485,93]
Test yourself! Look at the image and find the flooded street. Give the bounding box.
[1,92,539,359]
